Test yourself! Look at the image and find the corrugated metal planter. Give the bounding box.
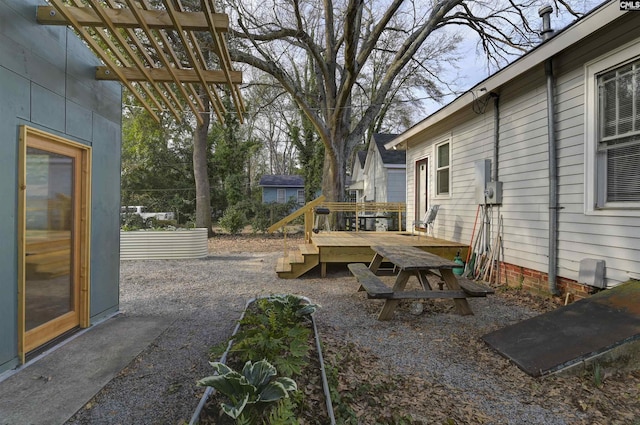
[190,296,335,424]
[120,228,208,260]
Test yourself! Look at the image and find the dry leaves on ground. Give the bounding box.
[206,234,640,424]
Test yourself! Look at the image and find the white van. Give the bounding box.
[121,206,175,221]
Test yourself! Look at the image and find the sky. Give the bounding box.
[418,0,606,118]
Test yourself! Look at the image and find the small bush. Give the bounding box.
[120,213,145,230]
[218,206,247,234]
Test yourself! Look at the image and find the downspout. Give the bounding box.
[540,5,559,295]
[491,93,500,182]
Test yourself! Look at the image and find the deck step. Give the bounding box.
[298,243,319,255]
[289,251,304,264]
[276,245,320,279]
[276,256,292,273]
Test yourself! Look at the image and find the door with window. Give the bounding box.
[415,158,429,224]
[18,127,90,361]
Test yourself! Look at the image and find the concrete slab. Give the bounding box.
[482,281,640,376]
[0,314,172,425]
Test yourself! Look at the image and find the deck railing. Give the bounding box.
[318,201,406,232]
[267,196,407,244]
[267,196,326,243]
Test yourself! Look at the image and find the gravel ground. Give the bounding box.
[65,235,639,425]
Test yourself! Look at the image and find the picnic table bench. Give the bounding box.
[348,245,493,320]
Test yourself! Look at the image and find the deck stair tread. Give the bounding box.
[276,244,320,278]
[276,257,292,273]
[298,243,319,255]
[289,251,304,264]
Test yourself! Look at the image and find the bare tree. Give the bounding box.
[223,0,583,202]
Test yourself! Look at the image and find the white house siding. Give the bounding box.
[551,15,640,287]
[387,169,406,203]
[406,107,494,246]
[364,142,388,202]
[496,69,552,273]
[404,12,640,288]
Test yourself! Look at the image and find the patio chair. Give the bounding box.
[412,205,439,236]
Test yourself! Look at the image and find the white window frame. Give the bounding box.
[434,139,451,197]
[276,188,286,203]
[296,189,305,204]
[585,40,640,216]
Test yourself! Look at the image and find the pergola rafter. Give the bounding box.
[38,0,244,124]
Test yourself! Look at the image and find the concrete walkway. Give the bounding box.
[0,314,172,425]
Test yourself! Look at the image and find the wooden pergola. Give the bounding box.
[38,0,244,125]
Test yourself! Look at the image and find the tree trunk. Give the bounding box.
[322,140,345,203]
[193,104,212,236]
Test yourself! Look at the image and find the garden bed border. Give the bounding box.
[188,296,336,425]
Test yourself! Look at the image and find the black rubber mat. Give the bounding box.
[482,281,640,376]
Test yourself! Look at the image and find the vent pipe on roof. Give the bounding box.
[539,5,554,41]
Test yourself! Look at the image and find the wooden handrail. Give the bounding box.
[267,195,326,234]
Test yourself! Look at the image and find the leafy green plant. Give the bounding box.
[227,296,318,377]
[218,206,247,234]
[120,213,145,230]
[198,359,297,424]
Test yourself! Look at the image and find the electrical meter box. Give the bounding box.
[475,159,502,204]
[484,181,503,205]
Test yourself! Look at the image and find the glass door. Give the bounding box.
[18,127,91,359]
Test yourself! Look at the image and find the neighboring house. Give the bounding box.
[259,175,306,205]
[386,1,639,297]
[1,0,121,373]
[362,133,406,203]
[347,150,367,202]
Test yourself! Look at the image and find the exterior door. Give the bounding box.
[415,158,429,224]
[18,127,91,361]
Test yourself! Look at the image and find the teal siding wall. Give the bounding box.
[0,0,122,373]
[262,187,304,204]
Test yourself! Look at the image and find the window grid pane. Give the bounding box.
[598,58,640,204]
[599,60,640,143]
[607,142,640,202]
[436,142,450,195]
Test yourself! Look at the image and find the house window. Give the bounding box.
[277,189,286,203]
[435,141,450,196]
[297,189,305,204]
[585,42,640,214]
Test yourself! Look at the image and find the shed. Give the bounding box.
[259,175,306,205]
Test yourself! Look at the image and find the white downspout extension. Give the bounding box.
[540,5,559,295]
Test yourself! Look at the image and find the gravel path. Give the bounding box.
[65,248,635,424]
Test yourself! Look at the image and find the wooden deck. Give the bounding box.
[276,231,468,278]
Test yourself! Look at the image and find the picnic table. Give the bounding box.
[348,245,493,320]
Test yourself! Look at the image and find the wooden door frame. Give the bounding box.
[414,157,429,225]
[17,126,92,363]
